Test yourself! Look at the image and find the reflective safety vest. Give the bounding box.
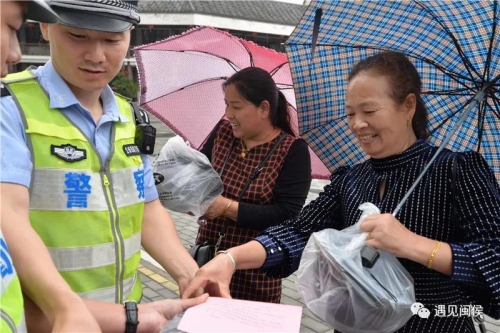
[0,232,27,333]
[3,70,145,304]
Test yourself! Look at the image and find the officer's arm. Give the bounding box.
[141,199,201,296]
[23,281,208,333]
[0,182,100,332]
[1,182,203,332]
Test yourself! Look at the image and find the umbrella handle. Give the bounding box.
[361,245,380,268]
[475,313,487,333]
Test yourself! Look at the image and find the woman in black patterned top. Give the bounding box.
[194,67,312,303]
[185,52,500,332]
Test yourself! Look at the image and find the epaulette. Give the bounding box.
[1,86,11,97]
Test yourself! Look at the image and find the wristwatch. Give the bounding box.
[123,301,139,333]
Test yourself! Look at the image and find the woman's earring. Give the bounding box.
[407,119,411,127]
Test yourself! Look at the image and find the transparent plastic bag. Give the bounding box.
[153,136,223,216]
[296,202,415,333]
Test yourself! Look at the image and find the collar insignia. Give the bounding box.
[51,144,86,162]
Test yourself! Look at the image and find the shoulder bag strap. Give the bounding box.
[215,132,287,251]
[219,138,236,178]
[237,132,287,200]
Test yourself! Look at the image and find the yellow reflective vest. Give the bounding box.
[0,232,26,333]
[3,70,145,303]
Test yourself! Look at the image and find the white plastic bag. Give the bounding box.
[153,136,223,216]
[296,203,415,333]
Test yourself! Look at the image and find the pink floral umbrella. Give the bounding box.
[134,26,330,179]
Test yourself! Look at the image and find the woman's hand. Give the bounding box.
[359,213,418,258]
[181,253,235,299]
[177,276,204,298]
[203,195,231,220]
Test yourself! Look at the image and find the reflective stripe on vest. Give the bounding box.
[48,232,141,271]
[0,234,26,333]
[5,71,145,303]
[29,167,144,210]
[78,273,137,303]
[0,312,26,333]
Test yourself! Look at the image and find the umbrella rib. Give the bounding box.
[310,8,323,59]
[269,62,290,76]
[236,37,255,67]
[481,0,498,85]
[490,98,500,120]
[429,106,463,136]
[319,44,476,87]
[414,0,481,84]
[427,88,478,135]
[490,73,500,86]
[423,87,474,96]
[419,61,475,88]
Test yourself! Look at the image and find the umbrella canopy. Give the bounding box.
[135,26,330,179]
[286,0,500,182]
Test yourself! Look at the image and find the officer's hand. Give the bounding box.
[138,294,208,332]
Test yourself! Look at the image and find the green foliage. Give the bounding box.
[110,72,138,100]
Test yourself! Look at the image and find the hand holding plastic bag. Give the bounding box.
[296,202,415,333]
[153,136,223,216]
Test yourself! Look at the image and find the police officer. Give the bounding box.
[1,1,100,332]
[1,0,206,332]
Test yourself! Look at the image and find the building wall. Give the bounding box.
[14,22,290,87]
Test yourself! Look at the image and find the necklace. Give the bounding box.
[240,140,248,158]
[240,127,276,158]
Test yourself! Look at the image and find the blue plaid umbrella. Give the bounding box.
[286,0,500,185]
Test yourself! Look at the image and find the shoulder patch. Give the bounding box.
[51,144,87,162]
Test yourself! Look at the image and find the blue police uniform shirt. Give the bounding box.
[0,61,159,202]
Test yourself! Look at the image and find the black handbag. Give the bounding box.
[189,133,286,267]
[188,241,215,267]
